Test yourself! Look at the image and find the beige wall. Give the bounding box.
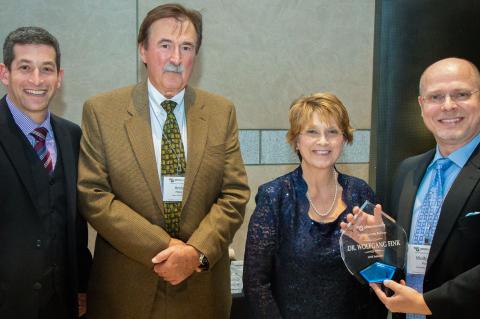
[0,1,375,258]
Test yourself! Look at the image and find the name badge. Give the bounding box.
[407,244,430,275]
[162,176,185,202]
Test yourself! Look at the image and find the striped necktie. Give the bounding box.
[161,100,186,237]
[30,127,53,174]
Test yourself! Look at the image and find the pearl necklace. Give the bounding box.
[306,170,338,217]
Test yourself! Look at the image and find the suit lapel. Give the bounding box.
[397,151,434,236]
[183,87,207,207]
[123,85,208,216]
[51,116,76,219]
[0,96,40,212]
[124,82,164,216]
[427,146,480,271]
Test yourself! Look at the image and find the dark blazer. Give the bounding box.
[0,96,91,318]
[390,145,480,319]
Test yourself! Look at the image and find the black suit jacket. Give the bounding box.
[390,145,480,319]
[0,96,91,318]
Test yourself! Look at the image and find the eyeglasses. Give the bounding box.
[300,128,342,140]
[422,89,480,105]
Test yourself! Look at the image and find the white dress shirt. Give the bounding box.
[148,79,188,181]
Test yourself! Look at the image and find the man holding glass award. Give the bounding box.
[343,58,480,319]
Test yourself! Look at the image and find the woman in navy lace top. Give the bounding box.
[243,93,385,319]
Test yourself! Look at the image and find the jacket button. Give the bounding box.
[35,239,42,248]
[49,179,55,185]
[33,282,42,290]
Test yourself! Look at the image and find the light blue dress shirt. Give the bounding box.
[6,95,57,168]
[147,79,188,181]
[410,133,480,243]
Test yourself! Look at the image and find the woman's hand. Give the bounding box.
[340,203,386,255]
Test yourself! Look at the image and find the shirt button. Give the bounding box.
[33,282,42,290]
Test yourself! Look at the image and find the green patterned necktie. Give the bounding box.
[161,100,186,237]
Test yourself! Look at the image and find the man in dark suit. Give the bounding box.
[371,58,480,318]
[0,27,91,318]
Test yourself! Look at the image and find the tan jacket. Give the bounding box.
[78,82,250,319]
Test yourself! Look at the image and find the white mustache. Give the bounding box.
[164,63,184,73]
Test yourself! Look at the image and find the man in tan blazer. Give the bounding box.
[77,3,250,319]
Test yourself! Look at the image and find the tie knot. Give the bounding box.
[435,157,452,172]
[31,127,48,141]
[161,100,177,113]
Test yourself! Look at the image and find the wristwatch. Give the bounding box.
[198,253,209,271]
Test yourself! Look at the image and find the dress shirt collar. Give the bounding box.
[6,95,54,139]
[430,133,480,169]
[147,78,185,109]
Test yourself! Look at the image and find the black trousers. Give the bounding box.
[38,293,69,319]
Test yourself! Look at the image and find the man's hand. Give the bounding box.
[152,241,200,285]
[370,280,432,315]
[168,238,184,247]
[78,293,87,317]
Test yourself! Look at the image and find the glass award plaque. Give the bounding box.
[339,201,407,284]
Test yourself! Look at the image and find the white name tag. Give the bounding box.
[162,176,185,202]
[407,244,430,275]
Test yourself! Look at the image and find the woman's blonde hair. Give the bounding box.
[286,92,354,155]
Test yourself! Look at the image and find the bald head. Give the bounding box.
[417,57,480,156]
[419,58,480,95]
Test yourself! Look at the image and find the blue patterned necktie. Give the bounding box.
[406,158,452,319]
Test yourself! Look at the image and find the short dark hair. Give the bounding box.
[138,3,203,54]
[3,26,61,71]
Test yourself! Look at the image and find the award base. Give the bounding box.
[359,262,396,283]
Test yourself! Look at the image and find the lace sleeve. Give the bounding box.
[243,185,282,318]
